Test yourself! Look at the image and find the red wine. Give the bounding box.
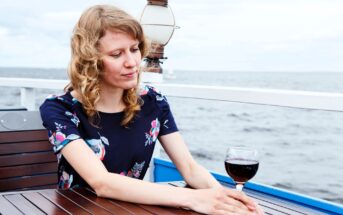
[225,159,259,183]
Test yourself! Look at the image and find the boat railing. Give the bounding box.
[1,77,343,112]
[2,76,343,160]
[1,77,343,213]
[3,76,343,181]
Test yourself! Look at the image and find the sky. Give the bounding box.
[0,0,343,72]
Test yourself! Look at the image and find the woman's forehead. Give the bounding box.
[99,30,138,52]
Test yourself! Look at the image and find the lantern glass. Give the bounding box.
[140,5,175,45]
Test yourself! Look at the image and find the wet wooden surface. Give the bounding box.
[0,187,199,215]
[167,181,329,215]
[0,182,331,215]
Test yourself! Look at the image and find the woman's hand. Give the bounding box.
[187,187,264,215]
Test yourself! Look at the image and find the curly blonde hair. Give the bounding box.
[66,5,148,127]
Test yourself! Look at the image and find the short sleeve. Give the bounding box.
[39,95,81,153]
[142,85,178,136]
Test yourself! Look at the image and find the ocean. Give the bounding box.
[1,67,342,204]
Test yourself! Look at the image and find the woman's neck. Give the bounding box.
[71,89,126,113]
[97,88,125,113]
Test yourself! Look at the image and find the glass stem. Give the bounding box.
[236,183,244,191]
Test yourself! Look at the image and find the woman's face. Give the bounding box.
[99,30,141,92]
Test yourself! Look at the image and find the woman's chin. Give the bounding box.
[123,81,139,90]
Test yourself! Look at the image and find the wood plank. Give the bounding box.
[255,204,290,215]
[245,189,327,215]
[73,188,199,215]
[166,181,190,188]
[0,162,57,179]
[218,180,328,215]
[0,140,52,155]
[20,184,57,191]
[0,195,23,215]
[22,191,69,215]
[73,188,138,215]
[0,151,56,167]
[0,130,47,143]
[213,181,324,215]
[109,200,155,215]
[4,193,45,215]
[167,181,323,215]
[0,174,57,191]
[138,204,199,215]
[249,195,305,215]
[58,189,113,215]
[40,189,91,215]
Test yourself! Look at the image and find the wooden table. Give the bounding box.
[0,181,331,215]
[167,181,329,215]
[0,187,199,215]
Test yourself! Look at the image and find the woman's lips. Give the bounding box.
[122,67,138,78]
[122,72,136,78]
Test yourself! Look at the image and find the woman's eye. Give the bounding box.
[111,53,121,58]
[131,48,139,53]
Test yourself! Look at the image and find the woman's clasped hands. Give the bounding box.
[188,186,264,215]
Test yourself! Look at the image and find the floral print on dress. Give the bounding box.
[140,86,149,96]
[163,119,169,129]
[120,161,145,178]
[65,111,80,127]
[145,118,160,146]
[47,94,79,106]
[48,122,80,152]
[140,85,165,100]
[47,94,65,102]
[40,86,178,188]
[140,85,169,107]
[85,133,109,160]
[59,171,73,189]
[155,94,165,101]
[71,97,79,105]
[140,85,158,96]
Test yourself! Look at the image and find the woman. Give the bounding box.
[40,5,263,215]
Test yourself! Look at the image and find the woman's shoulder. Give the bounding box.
[139,85,171,112]
[40,91,79,112]
[139,85,165,101]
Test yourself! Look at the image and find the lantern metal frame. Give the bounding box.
[140,0,179,82]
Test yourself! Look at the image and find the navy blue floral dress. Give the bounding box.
[40,85,178,189]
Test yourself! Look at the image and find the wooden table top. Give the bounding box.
[0,181,331,215]
[166,181,329,215]
[0,187,199,215]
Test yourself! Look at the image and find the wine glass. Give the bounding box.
[225,146,259,191]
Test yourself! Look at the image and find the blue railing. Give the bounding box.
[153,158,343,215]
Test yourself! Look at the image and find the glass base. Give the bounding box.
[235,183,244,191]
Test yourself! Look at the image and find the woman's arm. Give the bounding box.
[159,132,221,189]
[61,139,189,206]
[61,138,259,214]
[159,132,264,214]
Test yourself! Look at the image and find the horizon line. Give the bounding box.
[0,66,343,73]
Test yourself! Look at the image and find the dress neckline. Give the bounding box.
[66,91,125,115]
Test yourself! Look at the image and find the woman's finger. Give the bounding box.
[224,195,249,210]
[216,203,252,215]
[224,188,257,210]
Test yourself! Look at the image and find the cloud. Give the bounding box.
[0,25,70,68]
[0,26,9,37]
[164,0,343,71]
[25,11,79,32]
[0,0,146,68]
[0,0,343,71]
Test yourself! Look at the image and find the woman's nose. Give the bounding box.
[124,52,136,67]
